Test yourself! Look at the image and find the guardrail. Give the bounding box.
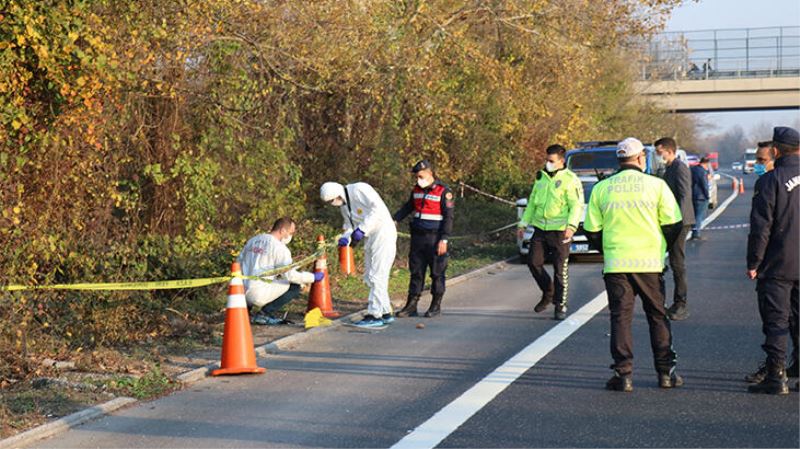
[639,26,800,81]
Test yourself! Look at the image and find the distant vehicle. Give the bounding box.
[732,161,744,171]
[676,149,689,165]
[707,152,719,170]
[744,148,757,174]
[516,141,664,260]
[686,154,700,166]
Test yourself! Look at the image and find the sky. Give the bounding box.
[664,0,800,137]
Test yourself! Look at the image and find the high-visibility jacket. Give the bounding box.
[519,168,583,231]
[393,180,455,240]
[583,167,682,274]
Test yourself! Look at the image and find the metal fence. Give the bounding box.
[640,26,800,81]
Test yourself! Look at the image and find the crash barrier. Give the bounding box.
[0,237,341,293]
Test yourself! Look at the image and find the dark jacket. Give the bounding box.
[690,165,709,201]
[393,180,455,241]
[663,160,696,226]
[747,154,800,281]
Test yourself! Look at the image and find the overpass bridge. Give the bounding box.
[636,27,800,113]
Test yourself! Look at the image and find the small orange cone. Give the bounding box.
[308,235,340,318]
[211,262,265,376]
[739,177,745,194]
[732,178,738,191]
[338,245,356,276]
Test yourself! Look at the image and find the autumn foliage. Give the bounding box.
[0,0,692,380]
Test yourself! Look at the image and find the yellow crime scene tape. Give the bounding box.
[0,238,338,293]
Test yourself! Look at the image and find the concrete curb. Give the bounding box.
[0,397,136,449]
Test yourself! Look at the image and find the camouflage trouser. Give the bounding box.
[526,228,570,308]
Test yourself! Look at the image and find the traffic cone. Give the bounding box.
[211,262,265,376]
[739,177,745,194]
[338,245,356,276]
[732,178,738,191]
[307,235,340,318]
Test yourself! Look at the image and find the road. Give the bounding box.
[28,174,799,448]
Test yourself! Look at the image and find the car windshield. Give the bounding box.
[582,181,595,203]
[568,150,618,172]
[745,153,756,161]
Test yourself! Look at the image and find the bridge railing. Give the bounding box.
[639,26,800,81]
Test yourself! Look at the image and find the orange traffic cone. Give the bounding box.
[338,245,356,276]
[739,177,745,194]
[732,178,738,191]
[211,262,265,376]
[308,235,340,318]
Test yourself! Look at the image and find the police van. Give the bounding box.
[517,141,665,261]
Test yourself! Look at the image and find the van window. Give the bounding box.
[568,151,618,171]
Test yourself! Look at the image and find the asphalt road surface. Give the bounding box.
[29,174,799,448]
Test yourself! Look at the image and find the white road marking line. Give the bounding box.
[391,175,742,449]
[390,291,608,449]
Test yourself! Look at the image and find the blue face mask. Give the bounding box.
[754,163,767,176]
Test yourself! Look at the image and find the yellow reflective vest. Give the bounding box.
[519,168,583,231]
[583,167,682,274]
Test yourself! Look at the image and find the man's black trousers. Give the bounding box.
[756,278,799,367]
[604,272,677,375]
[527,228,570,307]
[667,225,692,305]
[408,231,448,298]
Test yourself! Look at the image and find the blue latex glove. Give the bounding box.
[313,272,325,283]
[352,228,365,242]
[338,237,350,247]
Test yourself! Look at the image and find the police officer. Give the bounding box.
[393,160,455,318]
[517,144,583,320]
[584,138,684,392]
[746,126,800,395]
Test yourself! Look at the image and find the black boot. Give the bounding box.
[747,364,789,395]
[396,295,420,318]
[534,293,553,313]
[658,368,684,388]
[605,372,633,392]
[424,295,443,318]
[744,362,768,383]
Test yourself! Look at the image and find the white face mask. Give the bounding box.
[545,161,558,172]
[417,177,433,189]
[330,198,344,207]
[281,235,292,245]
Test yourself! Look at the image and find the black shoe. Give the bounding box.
[424,295,442,318]
[396,295,420,318]
[534,295,552,313]
[605,373,633,392]
[667,303,689,321]
[786,360,798,378]
[658,370,684,388]
[744,362,768,383]
[554,305,567,321]
[747,366,789,395]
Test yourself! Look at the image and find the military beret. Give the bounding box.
[411,159,433,173]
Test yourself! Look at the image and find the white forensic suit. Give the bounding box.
[236,234,315,309]
[337,182,397,318]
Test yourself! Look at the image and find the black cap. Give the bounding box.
[772,126,799,146]
[411,159,432,173]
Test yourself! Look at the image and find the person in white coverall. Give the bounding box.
[320,182,397,328]
[237,217,324,325]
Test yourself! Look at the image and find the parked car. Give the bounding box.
[732,161,744,171]
[516,141,665,260]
